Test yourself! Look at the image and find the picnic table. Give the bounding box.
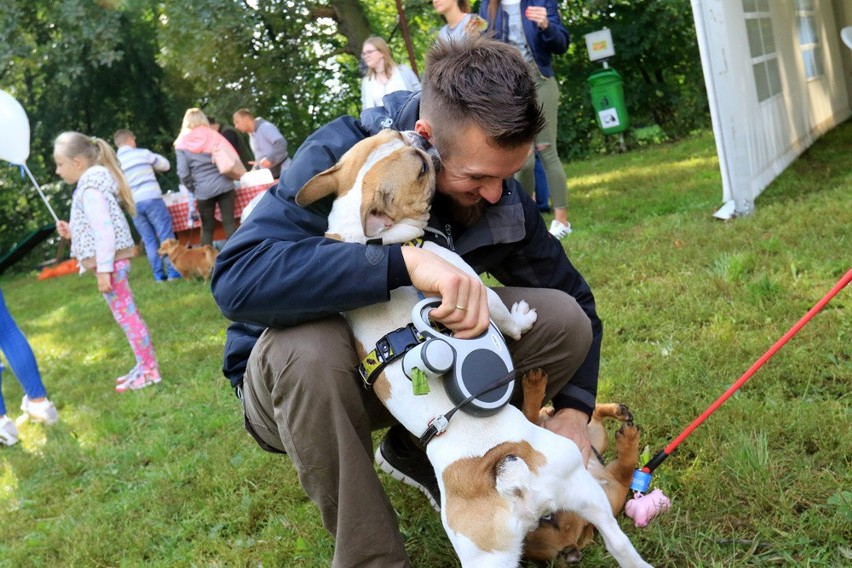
[165,181,275,245]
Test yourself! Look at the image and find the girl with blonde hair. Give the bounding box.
[53,131,161,392]
[360,36,421,110]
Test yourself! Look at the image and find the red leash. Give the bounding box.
[635,267,852,482]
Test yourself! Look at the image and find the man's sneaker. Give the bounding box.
[375,425,441,511]
[115,369,161,393]
[17,396,59,425]
[0,416,19,446]
[549,219,573,239]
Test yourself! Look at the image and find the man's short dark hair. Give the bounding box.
[420,35,544,158]
[113,129,134,147]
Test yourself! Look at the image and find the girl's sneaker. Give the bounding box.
[115,369,161,393]
[17,396,59,426]
[0,416,19,446]
[116,366,142,385]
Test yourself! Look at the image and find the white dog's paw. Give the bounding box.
[510,300,537,335]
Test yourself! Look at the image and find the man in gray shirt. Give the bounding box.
[232,109,290,179]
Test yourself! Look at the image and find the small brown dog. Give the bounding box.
[156,238,217,281]
[521,369,640,566]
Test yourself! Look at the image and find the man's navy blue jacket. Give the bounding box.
[212,92,602,416]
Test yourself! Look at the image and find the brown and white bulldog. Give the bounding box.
[521,370,640,566]
[295,129,651,568]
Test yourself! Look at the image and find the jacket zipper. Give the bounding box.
[444,224,455,251]
[423,225,455,251]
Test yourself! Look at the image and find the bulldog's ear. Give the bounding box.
[295,163,343,207]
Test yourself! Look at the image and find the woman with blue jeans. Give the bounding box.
[0,287,58,446]
[480,0,573,238]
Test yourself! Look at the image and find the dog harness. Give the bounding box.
[358,293,517,444]
[358,238,426,388]
[358,323,423,388]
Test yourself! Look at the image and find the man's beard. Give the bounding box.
[448,196,486,227]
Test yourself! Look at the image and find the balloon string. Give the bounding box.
[22,162,60,224]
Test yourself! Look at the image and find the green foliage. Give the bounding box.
[554,0,709,158]
[0,0,710,262]
[827,491,852,523]
[0,123,849,565]
[0,0,193,257]
[158,0,363,145]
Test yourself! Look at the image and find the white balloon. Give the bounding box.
[0,89,31,165]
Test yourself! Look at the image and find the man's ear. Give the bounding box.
[414,119,432,142]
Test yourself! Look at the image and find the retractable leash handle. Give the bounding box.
[409,297,515,417]
[627,267,852,526]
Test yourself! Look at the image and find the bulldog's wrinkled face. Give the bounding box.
[296,129,441,244]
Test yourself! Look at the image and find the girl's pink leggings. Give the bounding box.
[102,259,158,374]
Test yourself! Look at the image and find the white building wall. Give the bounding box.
[832,1,852,111]
[690,0,851,215]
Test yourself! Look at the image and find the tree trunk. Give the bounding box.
[313,0,374,58]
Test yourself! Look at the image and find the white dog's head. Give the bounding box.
[295,129,440,244]
[439,439,560,567]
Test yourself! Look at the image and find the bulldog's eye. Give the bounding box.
[538,513,556,527]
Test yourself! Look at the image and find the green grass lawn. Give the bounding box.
[1,123,849,567]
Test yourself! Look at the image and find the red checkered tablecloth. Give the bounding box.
[166,182,275,233]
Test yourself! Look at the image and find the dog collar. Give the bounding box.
[358,324,424,388]
[365,237,424,248]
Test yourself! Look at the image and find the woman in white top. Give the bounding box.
[360,36,421,110]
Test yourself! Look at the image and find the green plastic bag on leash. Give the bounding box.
[411,368,430,396]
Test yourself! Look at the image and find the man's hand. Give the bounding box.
[401,246,490,339]
[56,220,72,240]
[540,407,592,466]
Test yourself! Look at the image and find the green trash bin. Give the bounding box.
[588,68,630,134]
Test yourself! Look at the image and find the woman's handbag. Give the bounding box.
[212,141,247,181]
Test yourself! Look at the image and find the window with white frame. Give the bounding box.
[742,0,781,102]
[795,0,824,80]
